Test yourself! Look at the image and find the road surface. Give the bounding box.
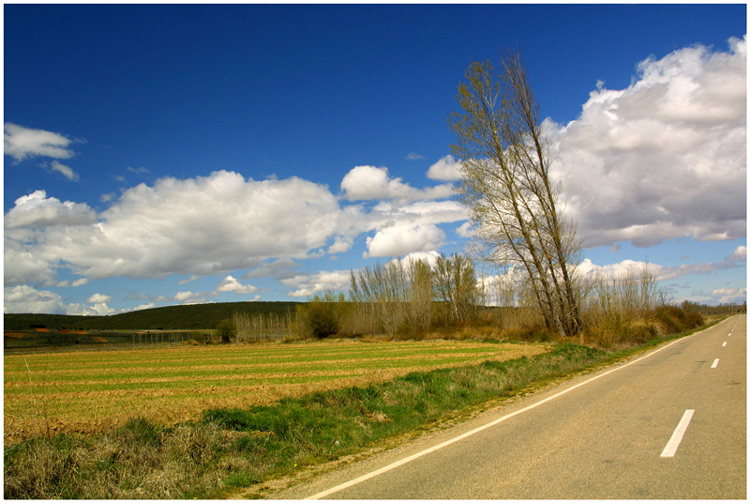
[269,315,746,499]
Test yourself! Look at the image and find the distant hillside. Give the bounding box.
[4,301,301,331]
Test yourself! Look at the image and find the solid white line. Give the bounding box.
[711,358,720,368]
[660,409,695,458]
[305,335,695,499]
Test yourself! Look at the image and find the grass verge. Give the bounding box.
[4,330,707,499]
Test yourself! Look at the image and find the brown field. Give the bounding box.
[4,339,549,444]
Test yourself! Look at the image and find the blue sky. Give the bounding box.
[4,4,747,315]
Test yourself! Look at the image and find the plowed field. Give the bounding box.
[4,339,549,444]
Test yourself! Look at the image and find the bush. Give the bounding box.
[298,298,340,339]
[215,319,237,343]
[652,305,703,335]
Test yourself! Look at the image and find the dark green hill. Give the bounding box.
[4,301,301,331]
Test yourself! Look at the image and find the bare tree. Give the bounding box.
[433,253,480,324]
[349,258,435,336]
[449,49,582,336]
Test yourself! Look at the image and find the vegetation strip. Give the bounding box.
[7,341,629,499]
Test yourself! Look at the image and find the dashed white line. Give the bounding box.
[722,341,728,347]
[661,409,695,458]
[711,358,720,368]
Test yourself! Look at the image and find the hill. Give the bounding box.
[4,301,301,331]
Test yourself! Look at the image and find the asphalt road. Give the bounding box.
[270,315,746,499]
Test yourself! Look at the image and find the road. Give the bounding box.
[269,315,746,499]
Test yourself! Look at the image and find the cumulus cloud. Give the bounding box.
[282,270,352,298]
[4,171,353,284]
[365,223,445,258]
[575,245,745,283]
[4,123,76,162]
[549,36,746,248]
[426,155,463,181]
[87,293,111,304]
[341,165,454,203]
[4,284,116,315]
[4,164,473,292]
[392,250,441,268]
[5,190,97,229]
[216,275,258,295]
[361,199,468,258]
[4,285,67,314]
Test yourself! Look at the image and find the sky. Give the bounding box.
[3,3,747,315]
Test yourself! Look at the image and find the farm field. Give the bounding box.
[4,339,549,444]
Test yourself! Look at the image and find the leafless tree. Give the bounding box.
[449,49,582,336]
[433,253,480,324]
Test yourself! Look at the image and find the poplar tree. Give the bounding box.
[449,49,582,336]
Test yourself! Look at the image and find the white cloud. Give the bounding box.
[548,36,746,249]
[360,199,468,258]
[341,165,454,203]
[127,166,150,175]
[175,291,198,302]
[87,293,112,304]
[729,245,746,262]
[282,270,352,298]
[5,190,96,229]
[392,250,441,268]
[49,160,79,181]
[711,287,747,304]
[4,123,75,162]
[426,155,463,181]
[216,275,258,295]
[4,171,352,284]
[4,285,67,314]
[3,284,116,315]
[455,221,475,238]
[575,245,745,283]
[365,223,446,258]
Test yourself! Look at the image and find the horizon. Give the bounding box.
[4,4,747,315]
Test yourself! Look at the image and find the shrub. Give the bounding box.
[189,331,206,344]
[215,319,237,343]
[650,305,704,335]
[298,297,341,339]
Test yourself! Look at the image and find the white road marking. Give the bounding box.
[660,409,695,458]
[711,359,720,368]
[723,341,728,347]
[304,335,697,499]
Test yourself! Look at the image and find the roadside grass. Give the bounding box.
[6,341,616,499]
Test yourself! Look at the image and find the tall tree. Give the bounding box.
[449,49,582,336]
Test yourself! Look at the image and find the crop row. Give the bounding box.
[4,339,547,443]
